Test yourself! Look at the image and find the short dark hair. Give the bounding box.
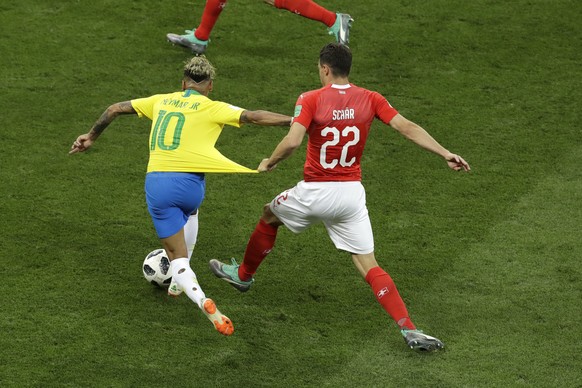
[319,43,352,77]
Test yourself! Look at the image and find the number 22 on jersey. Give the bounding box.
[319,126,360,169]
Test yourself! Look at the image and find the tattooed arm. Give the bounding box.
[239,110,292,127]
[69,101,136,154]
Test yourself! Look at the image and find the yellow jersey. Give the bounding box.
[131,89,257,173]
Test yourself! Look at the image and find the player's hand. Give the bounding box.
[69,134,94,154]
[258,158,276,173]
[445,153,470,172]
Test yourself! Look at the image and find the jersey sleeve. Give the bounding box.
[208,101,244,128]
[292,91,316,129]
[371,92,399,124]
[131,95,163,120]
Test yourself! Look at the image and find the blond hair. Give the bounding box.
[183,55,216,83]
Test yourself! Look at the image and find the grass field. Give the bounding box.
[1,0,581,386]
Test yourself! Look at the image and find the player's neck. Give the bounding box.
[182,81,212,96]
[325,77,349,86]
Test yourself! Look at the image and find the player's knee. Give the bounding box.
[260,203,282,226]
[260,203,274,221]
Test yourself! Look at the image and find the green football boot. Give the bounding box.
[209,258,254,292]
[327,13,354,45]
[166,29,208,54]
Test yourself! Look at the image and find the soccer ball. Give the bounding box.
[143,249,172,288]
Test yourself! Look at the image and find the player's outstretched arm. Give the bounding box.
[258,122,307,172]
[69,101,136,154]
[240,110,292,127]
[389,114,470,171]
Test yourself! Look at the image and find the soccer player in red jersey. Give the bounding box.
[167,0,353,54]
[210,43,470,351]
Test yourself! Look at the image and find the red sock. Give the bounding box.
[365,266,416,330]
[274,0,336,27]
[195,0,228,41]
[238,219,278,281]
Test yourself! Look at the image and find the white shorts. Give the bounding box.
[269,180,374,254]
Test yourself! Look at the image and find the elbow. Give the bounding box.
[391,116,416,137]
[285,137,302,151]
[244,110,290,126]
[287,143,301,153]
[107,103,126,117]
[244,110,265,125]
[105,105,120,118]
[399,122,419,139]
[244,111,259,124]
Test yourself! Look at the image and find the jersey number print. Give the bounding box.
[320,126,360,169]
[150,110,185,151]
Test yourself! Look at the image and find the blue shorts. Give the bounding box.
[145,172,206,239]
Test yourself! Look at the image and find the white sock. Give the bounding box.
[184,213,199,259]
[171,257,206,308]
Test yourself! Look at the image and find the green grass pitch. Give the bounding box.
[0,0,580,386]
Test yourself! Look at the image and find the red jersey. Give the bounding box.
[293,83,399,182]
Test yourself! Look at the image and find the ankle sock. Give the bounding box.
[171,257,206,308]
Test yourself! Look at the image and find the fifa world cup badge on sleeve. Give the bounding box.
[294,105,302,117]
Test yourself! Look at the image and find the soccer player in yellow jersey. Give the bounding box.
[70,56,292,336]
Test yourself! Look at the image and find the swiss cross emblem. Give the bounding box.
[376,287,389,298]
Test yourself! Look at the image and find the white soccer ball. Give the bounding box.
[143,249,172,288]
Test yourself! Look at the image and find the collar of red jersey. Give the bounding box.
[330,83,351,89]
